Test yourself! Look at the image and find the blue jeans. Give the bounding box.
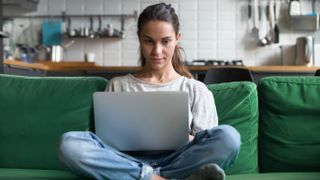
[58,125,240,180]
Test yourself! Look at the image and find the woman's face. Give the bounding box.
[139,20,180,71]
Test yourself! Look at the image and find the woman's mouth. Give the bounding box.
[151,58,163,62]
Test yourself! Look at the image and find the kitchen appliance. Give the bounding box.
[188,59,244,66]
[314,43,320,66]
[51,45,63,62]
[296,36,314,66]
[50,40,74,62]
[280,45,296,65]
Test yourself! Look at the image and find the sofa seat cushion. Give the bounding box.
[0,75,107,170]
[0,168,80,179]
[207,82,258,174]
[227,172,320,180]
[258,77,320,172]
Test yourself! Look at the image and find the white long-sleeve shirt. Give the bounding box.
[106,74,218,134]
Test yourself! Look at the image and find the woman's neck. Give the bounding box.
[134,66,181,84]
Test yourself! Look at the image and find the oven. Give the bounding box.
[187,59,244,66]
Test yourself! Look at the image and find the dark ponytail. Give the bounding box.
[137,3,193,79]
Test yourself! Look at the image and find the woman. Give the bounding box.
[58,3,240,180]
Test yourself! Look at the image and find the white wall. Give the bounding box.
[3,0,320,66]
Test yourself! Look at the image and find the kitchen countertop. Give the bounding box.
[4,60,320,72]
[4,60,141,71]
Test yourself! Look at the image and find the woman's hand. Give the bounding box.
[189,135,195,142]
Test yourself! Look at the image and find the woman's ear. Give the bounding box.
[176,32,181,41]
[175,32,181,46]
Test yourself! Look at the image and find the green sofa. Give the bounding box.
[0,74,107,179]
[0,74,320,179]
[208,76,320,180]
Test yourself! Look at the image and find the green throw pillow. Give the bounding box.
[0,74,107,170]
[207,82,259,174]
[258,76,320,172]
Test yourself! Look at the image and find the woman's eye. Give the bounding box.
[162,40,171,45]
[143,39,153,44]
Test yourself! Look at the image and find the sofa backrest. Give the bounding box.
[0,74,107,170]
[207,82,259,175]
[258,76,320,172]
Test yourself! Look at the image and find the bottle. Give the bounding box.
[289,0,301,16]
[107,24,114,37]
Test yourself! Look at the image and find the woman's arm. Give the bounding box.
[190,82,218,134]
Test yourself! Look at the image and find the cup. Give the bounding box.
[107,24,114,37]
[85,52,95,62]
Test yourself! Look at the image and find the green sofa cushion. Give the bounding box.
[0,74,107,170]
[0,168,80,179]
[258,76,320,172]
[207,82,259,174]
[227,172,320,180]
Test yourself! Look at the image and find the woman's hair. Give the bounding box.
[137,3,193,79]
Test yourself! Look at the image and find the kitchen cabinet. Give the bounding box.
[2,0,39,10]
[290,14,319,31]
[289,0,319,31]
[3,60,320,82]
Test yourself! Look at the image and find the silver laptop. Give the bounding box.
[93,91,189,152]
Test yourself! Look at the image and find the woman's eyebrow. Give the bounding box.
[162,37,172,40]
[141,35,172,40]
[142,35,153,39]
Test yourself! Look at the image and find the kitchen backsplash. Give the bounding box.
[3,0,320,66]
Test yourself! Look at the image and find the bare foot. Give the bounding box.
[151,175,167,180]
[187,164,225,180]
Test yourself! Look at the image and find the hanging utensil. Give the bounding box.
[257,0,264,40]
[258,0,270,46]
[89,16,95,38]
[312,0,316,15]
[274,1,281,43]
[268,0,275,43]
[251,0,259,40]
[96,15,103,37]
[248,0,252,20]
[258,1,274,46]
[66,17,75,37]
[248,0,252,30]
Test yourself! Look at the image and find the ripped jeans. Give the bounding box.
[58,125,241,180]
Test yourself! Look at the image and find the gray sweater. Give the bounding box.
[106,74,218,134]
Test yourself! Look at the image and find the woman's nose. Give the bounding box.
[152,44,162,55]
